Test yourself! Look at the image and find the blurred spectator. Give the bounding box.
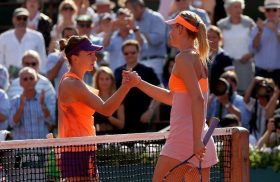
[7,50,56,111]
[92,0,116,16]
[207,25,234,93]
[243,76,275,140]
[169,0,211,26]
[125,0,167,81]
[103,8,147,72]
[217,0,255,95]
[0,64,9,91]
[49,0,77,52]
[157,0,174,19]
[220,113,240,127]
[249,0,280,85]
[23,0,53,52]
[115,40,160,133]
[192,0,216,23]
[46,27,78,92]
[9,67,56,140]
[0,89,10,130]
[265,85,280,119]
[73,0,98,23]
[256,114,280,148]
[207,71,251,130]
[0,7,47,79]
[93,66,124,135]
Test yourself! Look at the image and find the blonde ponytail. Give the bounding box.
[196,22,209,66]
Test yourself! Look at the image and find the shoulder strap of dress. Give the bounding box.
[61,72,82,82]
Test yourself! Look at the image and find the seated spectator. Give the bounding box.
[243,76,275,140]
[93,66,125,135]
[220,113,240,127]
[0,64,9,91]
[0,89,10,130]
[256,114,280,149]
[9,67,56,140]
[207,71,251,130]
[7,50,56,106]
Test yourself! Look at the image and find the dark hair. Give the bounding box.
[61,27,78,39]
[121,39,140,53]
[59,35,88,63]
[125,0,145,7]
[220,114,240,127]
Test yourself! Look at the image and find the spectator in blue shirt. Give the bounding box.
[9,67,56,140]
[125,0,167,81]
[0,89,10,130]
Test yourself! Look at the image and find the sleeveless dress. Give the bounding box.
[58,72,96,138]
[58,72,97,178]
[160,73,218,168]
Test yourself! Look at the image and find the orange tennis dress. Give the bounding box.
[160,73,218,168]
[58,72,96,138]
[58,72,97,178]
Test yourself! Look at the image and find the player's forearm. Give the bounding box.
[137,80,172,105]
[103,85,130,116]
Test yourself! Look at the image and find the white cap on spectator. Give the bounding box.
[13,7,29,17]
[259,0,280,12]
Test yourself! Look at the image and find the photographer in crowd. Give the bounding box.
[244,76,276,140]
[207,71,250,129]
[256,114,280,149]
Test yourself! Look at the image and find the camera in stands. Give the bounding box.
[212,78,231,96]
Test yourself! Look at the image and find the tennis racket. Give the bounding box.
[162,117,220,182]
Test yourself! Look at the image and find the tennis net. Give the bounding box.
[0,127,249,182]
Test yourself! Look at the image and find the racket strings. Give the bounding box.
[163,163,202,182]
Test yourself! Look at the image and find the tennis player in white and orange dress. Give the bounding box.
[129,10,218,181]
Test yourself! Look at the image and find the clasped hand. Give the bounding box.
[122,70,141,88]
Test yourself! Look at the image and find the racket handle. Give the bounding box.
[203,117,219,145]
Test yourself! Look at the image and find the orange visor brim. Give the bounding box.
[165,15,199,33]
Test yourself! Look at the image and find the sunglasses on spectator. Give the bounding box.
[265,8,278,12]
[23,62,38,67]
[62,6,74,11]
[78,23,91,28]
[16,16,28,21]
[123,51,137,56]
[22,76,35,82]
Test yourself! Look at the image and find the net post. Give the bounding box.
[231,127,249,182]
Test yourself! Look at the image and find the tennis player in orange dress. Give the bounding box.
[129,11,218,181]
[57,35,137,181]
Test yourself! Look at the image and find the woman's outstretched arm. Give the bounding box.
[136,78,173,106]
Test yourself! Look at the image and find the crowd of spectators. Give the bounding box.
[0,0,279,150]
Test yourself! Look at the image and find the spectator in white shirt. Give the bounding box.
[0,8,47,79]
